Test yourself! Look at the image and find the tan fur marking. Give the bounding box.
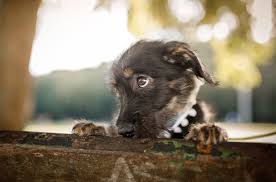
[168,80,177,89]
[183,54,192,61]
[123,68,133,78]
[167,96,178,110]
[174,48,182,52]
[175,47,186,52]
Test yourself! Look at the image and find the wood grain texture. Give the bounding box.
[0,131,276,182]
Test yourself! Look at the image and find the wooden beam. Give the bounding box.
[0,0,41,130]
[0,131,275,181]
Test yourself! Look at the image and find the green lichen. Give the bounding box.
[220,150,240,159]
[172,141,183,149]
[183,153,196,160]
[151,140,197,155]
[161,140,170,145]
[169,159,180,165]
[160,141,183,149]
[182,143,195,148]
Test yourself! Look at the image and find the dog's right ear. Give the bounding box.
[163,41,218,86]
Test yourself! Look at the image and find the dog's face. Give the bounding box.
[110,40,216,138]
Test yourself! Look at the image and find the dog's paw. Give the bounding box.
[72,122,106,136]
[185,123,228,145]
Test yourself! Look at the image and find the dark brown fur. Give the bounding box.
[72,40,228,144]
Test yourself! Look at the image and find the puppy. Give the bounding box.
[72,40,228,145]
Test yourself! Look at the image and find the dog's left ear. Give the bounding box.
[163,41,218,86]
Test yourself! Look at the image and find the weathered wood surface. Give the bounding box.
[0,131,275,182]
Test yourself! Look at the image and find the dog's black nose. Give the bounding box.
[118,126,135,138]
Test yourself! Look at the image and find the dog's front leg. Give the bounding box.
[72,121,118,137]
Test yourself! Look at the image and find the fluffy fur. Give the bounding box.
[72,40,228,144]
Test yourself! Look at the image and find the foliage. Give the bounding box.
[128,0,177,36]
[33,63,116,120]
[202,0,275,89]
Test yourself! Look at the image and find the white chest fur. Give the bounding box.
[157,76,203,138]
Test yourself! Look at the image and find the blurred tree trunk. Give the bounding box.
[273,0,276,34]
[0,0,40,130]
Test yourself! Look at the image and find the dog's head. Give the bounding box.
[110,40,217,138]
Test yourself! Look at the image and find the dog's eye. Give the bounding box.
[137,76,149,88]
